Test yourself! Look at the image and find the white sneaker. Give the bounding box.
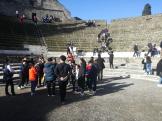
[21,86,25,89]
[17,87,21,90]
[157,84,162,87]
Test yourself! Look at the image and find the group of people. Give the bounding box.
[147,43,160,57]
[133,43,161,57]
[2,53,105,104]
[86,20,96,27]
[97,28,113,53]
[16,10,26,24]
[42,14,61,23]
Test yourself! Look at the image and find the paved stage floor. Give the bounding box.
[0,76,162,121]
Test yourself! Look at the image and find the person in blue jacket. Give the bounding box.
[44,57,57,96]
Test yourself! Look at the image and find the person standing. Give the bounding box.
[35,59,44,87]
[3,59,15,96]
[133,44,139,57]
[96,54,105,81]
[92,60,100,94]
[18,59,29,89]
[78,58,86,96]
[55,55,71,104]
[146,56,152,75]
[16,10,19,18]
[108,51,114,69]
[142,54,147,73]
[29,62,37,96]
[44,57,57,96]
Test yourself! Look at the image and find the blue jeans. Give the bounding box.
[146,63,152,75]
[31,81,37,94]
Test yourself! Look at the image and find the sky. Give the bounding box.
[59,0,162,22]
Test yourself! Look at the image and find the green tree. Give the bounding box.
[142,3,152,16]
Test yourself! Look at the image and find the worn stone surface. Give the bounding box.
[109,14,162,51]
[0,75,162,121]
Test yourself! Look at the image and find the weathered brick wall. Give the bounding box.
[109,14,162,51]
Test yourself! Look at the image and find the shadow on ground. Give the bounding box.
[0,76,133,121]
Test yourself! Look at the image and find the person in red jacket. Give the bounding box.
[29,62,37,96]
[67,52,75,62]
[85,61,92,91]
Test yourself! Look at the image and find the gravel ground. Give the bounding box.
[0,76,162,121]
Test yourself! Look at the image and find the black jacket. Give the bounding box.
[55,63,71,78]
[156,59,162,76]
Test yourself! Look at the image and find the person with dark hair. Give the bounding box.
[108,50,114,69]
[78,58,86,96]
[35,59,44,87]
[90,57,94,63]
[147,43,153,56]
[86,60,98,95]
[133,44,139,57]
[18,59,29,89]
[68,60,76,92]
[55,55,71,104]
[85,61,92,91]
[142,54,147,73]
[44,57,57,96]
[33,15,38,24]
[3,59,15,96]
[16,10,19,18]
[146,56,152,75]
[29,62,37,96]
[96,54,105,81]
[92,60,100,94]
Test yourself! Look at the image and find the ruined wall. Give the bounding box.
[0,0,71,21]
[109,14,162,51]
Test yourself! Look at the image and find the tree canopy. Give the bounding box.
[142,3,152,16]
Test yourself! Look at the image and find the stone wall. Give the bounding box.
[109,14,162,51]
[0,0,71,21]
[41,20,108,52]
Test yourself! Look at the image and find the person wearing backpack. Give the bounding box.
[55,55,71,104]
[44,57,57,96]
[3,59,15,96]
